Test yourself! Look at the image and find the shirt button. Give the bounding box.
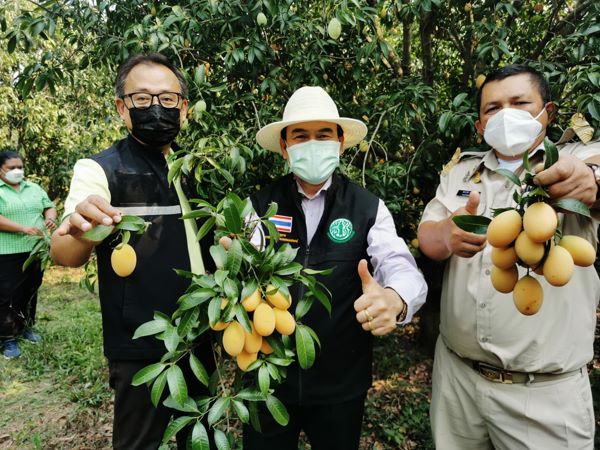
[480,303,486,309]
[485,269,491,275]
[481,337,488,343]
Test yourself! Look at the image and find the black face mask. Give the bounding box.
[129,105,181,148]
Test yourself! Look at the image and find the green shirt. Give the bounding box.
[0,179,54,255]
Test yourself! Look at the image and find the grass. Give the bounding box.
[2,266,597,449]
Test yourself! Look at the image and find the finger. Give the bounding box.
[357,259,375,293]
[371,325,395,336]
[219,236,232,250]
[465,191,480,215]
[353,294,371,313]
[88,195,122,223]
[68,212,94,233]
[355,307,372,324]
[75,202,116,227]
[55,220,72,236]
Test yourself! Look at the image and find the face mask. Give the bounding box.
[483,107,545,157]
[129,105,181,148]
[287,140,341,185]
[3,168,24,184]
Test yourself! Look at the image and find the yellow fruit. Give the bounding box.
[359,140,369,153]
[266,284,291,310]
[523,202,557,243]
[222,321,245,356]
[241,288,262,312]
[487,210,522,248]
[514,231,545,266]
[534,2,543,13]
[237,351,258,371]
[542,245,574,287]
[260,339,273,355]
[327,18,342,40]
[253,303,276,336]
[513,275,543,315]
[210,321,229,331]
[274,308,296,336]
[475,74,486,89]
[111,243,137,277]
[464,3,472,12]
[491,246,518,270]
[490,265,518,293]
[244,323,263,353]
[410,238,419,249]
[558,235,596,267]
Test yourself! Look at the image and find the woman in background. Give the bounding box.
[0,150,56,358]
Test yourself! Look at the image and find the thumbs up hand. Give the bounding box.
[353,259,407,336]
[442,190,487,258]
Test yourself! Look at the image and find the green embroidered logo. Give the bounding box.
[327,218,355,243]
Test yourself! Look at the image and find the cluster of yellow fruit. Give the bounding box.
[487,202,596,315]
[214,285,296,371]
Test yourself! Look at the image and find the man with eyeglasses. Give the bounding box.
[51,53,214,449]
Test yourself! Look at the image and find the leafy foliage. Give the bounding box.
[131,192,331,444]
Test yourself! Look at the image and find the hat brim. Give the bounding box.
[256,118,368,154]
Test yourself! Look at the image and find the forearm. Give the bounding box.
[0,214,26,233]
[50,232,95,267]
[417,219,452,261]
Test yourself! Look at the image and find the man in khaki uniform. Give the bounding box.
[418,65,600,449]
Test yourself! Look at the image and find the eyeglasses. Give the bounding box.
[121,92,183,109]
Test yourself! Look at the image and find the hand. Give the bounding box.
[533,154,597,207]
[353,259,405,336]
[22,225,43,236]
[44,218,57,231]
[442,191,487,258]
[54,195,121,240]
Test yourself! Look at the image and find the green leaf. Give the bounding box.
[452,92,468,107]
[208,397,230,426]
[495,168,521,186]
[452,215,491,234]
[223,198,242,234]
[179,288,215,310]
[167,157,185,185]
[438,111,452,133]
[208,296,223,327]
[164,326,180,353]
[189,353,209,386]
[258,364,271,395]
[133,319,169,339]
[163,395,199,413]
[266,394,289,426]
[197,216,216,241]
[295,325,316,369]
[236,388,266,401]
[552,199,591,217]
[234,304,252,333]
[132,363,166,386]
[162,416,194,443]
[232,399,250,423]
[275,262,303,276]
[167,365,188,406]
[294,296,314,320]
[150,371,167,407]
[210,244,227,269]
[191,421,210,450]
[304,325,322,349]
[82,224,114,242]
[263,201,278,218]
[225,238,243,277]
[543,138,558,169]
[213,429,230,450]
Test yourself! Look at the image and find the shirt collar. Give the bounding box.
[0,178,27,189]
[296,176,332,199]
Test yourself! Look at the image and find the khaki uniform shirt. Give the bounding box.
[420,141,600,373]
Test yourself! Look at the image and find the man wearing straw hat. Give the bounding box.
[245,86,428,449]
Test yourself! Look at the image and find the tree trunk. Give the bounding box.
[419,9,435,86]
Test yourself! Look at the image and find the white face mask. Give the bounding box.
[287,140,341,185]
[2,168,24,184]
[483,107,545,157]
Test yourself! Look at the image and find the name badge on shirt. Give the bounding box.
[456,189,472,198]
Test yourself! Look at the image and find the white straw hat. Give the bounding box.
[256,86,368,153]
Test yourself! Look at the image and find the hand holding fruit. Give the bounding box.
[354,259,405,336]
[534,154,598,207]
[444,191,487,258]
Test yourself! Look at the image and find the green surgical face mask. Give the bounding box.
[286,140,341,185]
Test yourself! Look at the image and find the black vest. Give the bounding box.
[91,136,210,361]
[251,173,379,404]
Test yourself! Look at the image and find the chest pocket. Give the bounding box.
[113,172,162,205]
[438,186,488,217]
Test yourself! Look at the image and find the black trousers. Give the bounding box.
[0,252,43,339]
[108,356,215,450]
[243,393,367,450]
